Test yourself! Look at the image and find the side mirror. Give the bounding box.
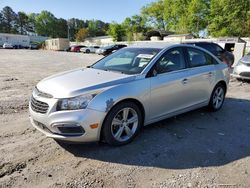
[152,69,158,77]
[146,68,158,78]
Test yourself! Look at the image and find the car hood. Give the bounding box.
[36,68,135,98]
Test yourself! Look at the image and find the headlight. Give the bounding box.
[57,94,95,111]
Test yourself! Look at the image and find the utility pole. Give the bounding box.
[67,21,70,40]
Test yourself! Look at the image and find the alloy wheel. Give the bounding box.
[111,107,138,142]
[212,87,224,109]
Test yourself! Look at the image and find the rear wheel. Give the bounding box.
[102,102,142,146]
[86,49,90,53]
[208,83,226,111]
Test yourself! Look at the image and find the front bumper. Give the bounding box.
[232,64,250,80]
[29,98,106,143]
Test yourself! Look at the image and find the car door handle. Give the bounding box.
[205,72,213,77]
[182,78,188,85]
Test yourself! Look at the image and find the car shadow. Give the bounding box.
[58,97,250,169]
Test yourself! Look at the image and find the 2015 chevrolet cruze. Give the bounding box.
[29,44,229,146]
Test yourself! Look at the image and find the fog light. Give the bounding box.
[52,123,85,136]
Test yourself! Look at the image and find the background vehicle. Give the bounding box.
[232,54,250,80]
[3,43,13,49]
[70,45,86,52]
[29,43,39,50]
[64,47,71,52]
[80,46,100,53]
[96,44,127,56]
[29,45,229,146]
[184,42,234,67]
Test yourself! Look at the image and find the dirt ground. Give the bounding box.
[0,49,250,188]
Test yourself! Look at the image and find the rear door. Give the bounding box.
[184,47,217,105]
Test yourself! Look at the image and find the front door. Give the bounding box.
[149,47,191,120]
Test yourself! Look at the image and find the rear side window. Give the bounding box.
[196,43,224,55]
[187,48,213,67]
[197,43,214,52]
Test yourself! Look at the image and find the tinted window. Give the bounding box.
[197,43,214,52]
[187,48,212,67]
[155,48,186,74]
[196,43,224,55]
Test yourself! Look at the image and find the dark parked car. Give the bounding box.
[29,43,39,50]
[184,42,234,67]
[96,44,127,56]
[70,45,86,52]
[64,47,71,52]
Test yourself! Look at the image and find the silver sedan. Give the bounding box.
[232,53,250,80]
[29,44,229,146]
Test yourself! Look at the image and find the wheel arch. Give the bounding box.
[99,98,145,141]
[216,80,227,94]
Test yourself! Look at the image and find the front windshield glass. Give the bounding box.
[242,55,250,62]
[92,48,161,74]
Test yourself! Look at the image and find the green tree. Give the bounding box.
[1,6,17,33]
[26,13,37,33]
[75,28,89,42]
[0,13,4,33]
[55,18,68,38]
[209,0,250,37]
[16,11,29,34]
[35,11,57,37]
[142,0,166,30]
[186,0,210,35]
[87,20,108,37]
[108,23,125,42]
[122,15,147,41]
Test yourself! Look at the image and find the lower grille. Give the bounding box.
[239,72,250,77]
[31,96,49,114]
[57,126,85,136]
[33,120,52,133]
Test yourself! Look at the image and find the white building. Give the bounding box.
[84,36,113,45]
[0,33,30,47]
[45,38,70,51]
[163,34,194,42]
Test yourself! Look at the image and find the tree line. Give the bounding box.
[0,6,109,41]
[1,0,250,42]
[108,0,250,41]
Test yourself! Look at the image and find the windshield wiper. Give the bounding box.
[104,69,125,74]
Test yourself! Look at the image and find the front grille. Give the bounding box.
[239,72,250,77]
[30,96,49,114]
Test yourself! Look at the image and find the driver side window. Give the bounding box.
[155,48,186,74]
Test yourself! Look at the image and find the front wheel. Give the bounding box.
[208,83,226,111]
[102,102,143,146]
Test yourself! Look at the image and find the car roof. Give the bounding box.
[129,43,178,49]
[183,41,217,45]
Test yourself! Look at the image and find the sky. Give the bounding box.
[0,0,156,23]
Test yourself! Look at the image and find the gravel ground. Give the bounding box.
[0,49,250,188]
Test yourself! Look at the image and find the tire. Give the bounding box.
[102,101,143,146]
[86,49,90,54]
[208,83,226,111]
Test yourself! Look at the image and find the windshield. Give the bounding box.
[241,55,250,62]
[91,48,161,75]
